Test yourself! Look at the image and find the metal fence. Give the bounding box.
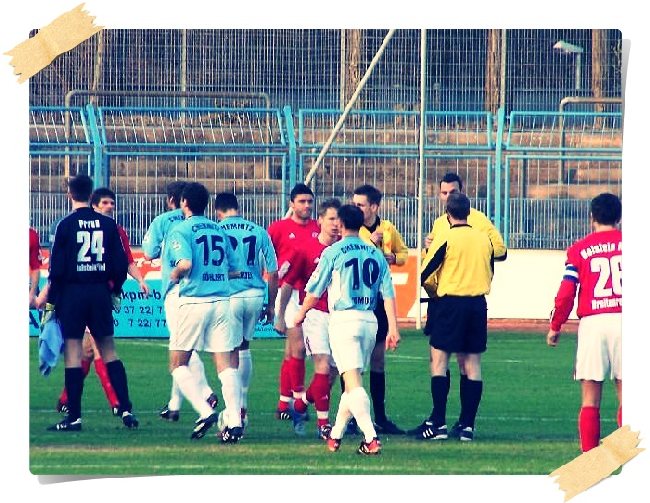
[29,104,622,249]
[30,29,621,113]
[28,29,622,249]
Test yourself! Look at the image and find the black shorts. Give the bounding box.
[56,283,114,341]
[373,296,388,343]
[428,295,487,354]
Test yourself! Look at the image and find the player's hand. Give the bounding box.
[34,290,48,310]
[370,230,383,246]
[138,280,150,296]
[384,252,396,265]
[293,311,306,327]
[260,306,275,325]
[40,302,55,328]
[274,316,287,335]
[385,330,400,351]
[424,234,433,249]
[111,294,122,313]
[546,329,560,347]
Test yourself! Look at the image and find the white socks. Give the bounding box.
[219,367,243,428]
[171,365,213,419]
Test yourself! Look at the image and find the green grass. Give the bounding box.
[29,330,619,476]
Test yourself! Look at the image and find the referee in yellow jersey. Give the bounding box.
[409,192,494,442]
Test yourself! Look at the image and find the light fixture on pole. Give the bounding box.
[553,40,584,90]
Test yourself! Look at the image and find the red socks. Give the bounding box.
[94,357,120,409]
[617,406,622,428]
[579,406,600,452]
[308,373,331,426]
[289,357,307,413]
[277,358,292,411]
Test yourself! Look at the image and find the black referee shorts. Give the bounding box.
[428,295,487,354]
[56,283,115,341]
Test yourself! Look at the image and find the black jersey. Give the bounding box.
[48,206,128,304]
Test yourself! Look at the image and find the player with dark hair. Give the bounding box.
[215,191,278,432]
[282,198,341,438]
[268,183,320,420]
[351,184,407,435]
[167,182,244,442]
[54,186,155,417]
[411,172,507,439]
[143,181,218,422]
[295,204,400,455]
[547,193,622,452]
[411,192,495,442]
[43,174,137,432]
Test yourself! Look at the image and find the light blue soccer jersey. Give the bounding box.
[141,208,185,298]
[168,215,244,297]
[306,235,395,311]
[216,215,278,294]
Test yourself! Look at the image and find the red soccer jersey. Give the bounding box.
[267,217,320,283]
[550,229,622,330]
[283,237,329,312]
[29,227,42,271]
[117,224,135,265]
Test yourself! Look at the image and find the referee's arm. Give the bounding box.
[420,241,447,286]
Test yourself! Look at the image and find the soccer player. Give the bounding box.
[282,198,341,438]
[44,174,137,432]
[547,193,622,453]
[351,184,407,434]
[214,192,279,430]
[54,187,151,417]
[294,204,400,455]
[29,227,42,308]
[411,193,494,442]
[167,182,245,442]
[142,181,218,422]
[412,171,507,438]
[268,183,320,420]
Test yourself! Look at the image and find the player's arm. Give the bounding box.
[29,229,42,306]
[262,271,279,325]
[295,250,333,326]
[294,293,320,327]
[108,223,129,295]
[547,256,579,346]
[141,217,163,260]
[167,230,191,284]
[261,232,279,324]
[274,282,293,334]
[119,226,150,295]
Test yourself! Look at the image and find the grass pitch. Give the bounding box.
[29,330,618,476]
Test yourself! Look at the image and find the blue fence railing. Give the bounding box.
[29,105,622,250]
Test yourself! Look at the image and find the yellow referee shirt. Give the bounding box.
[428,208,507,261]
[421,223,494,297]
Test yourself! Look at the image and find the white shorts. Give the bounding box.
[164,284,181,347]
[328,310,377,375]
[230,288,265,344]
[575,312,622,381]
[173,296,233,353]
[275,288,300,329]
[303,309,332,357]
